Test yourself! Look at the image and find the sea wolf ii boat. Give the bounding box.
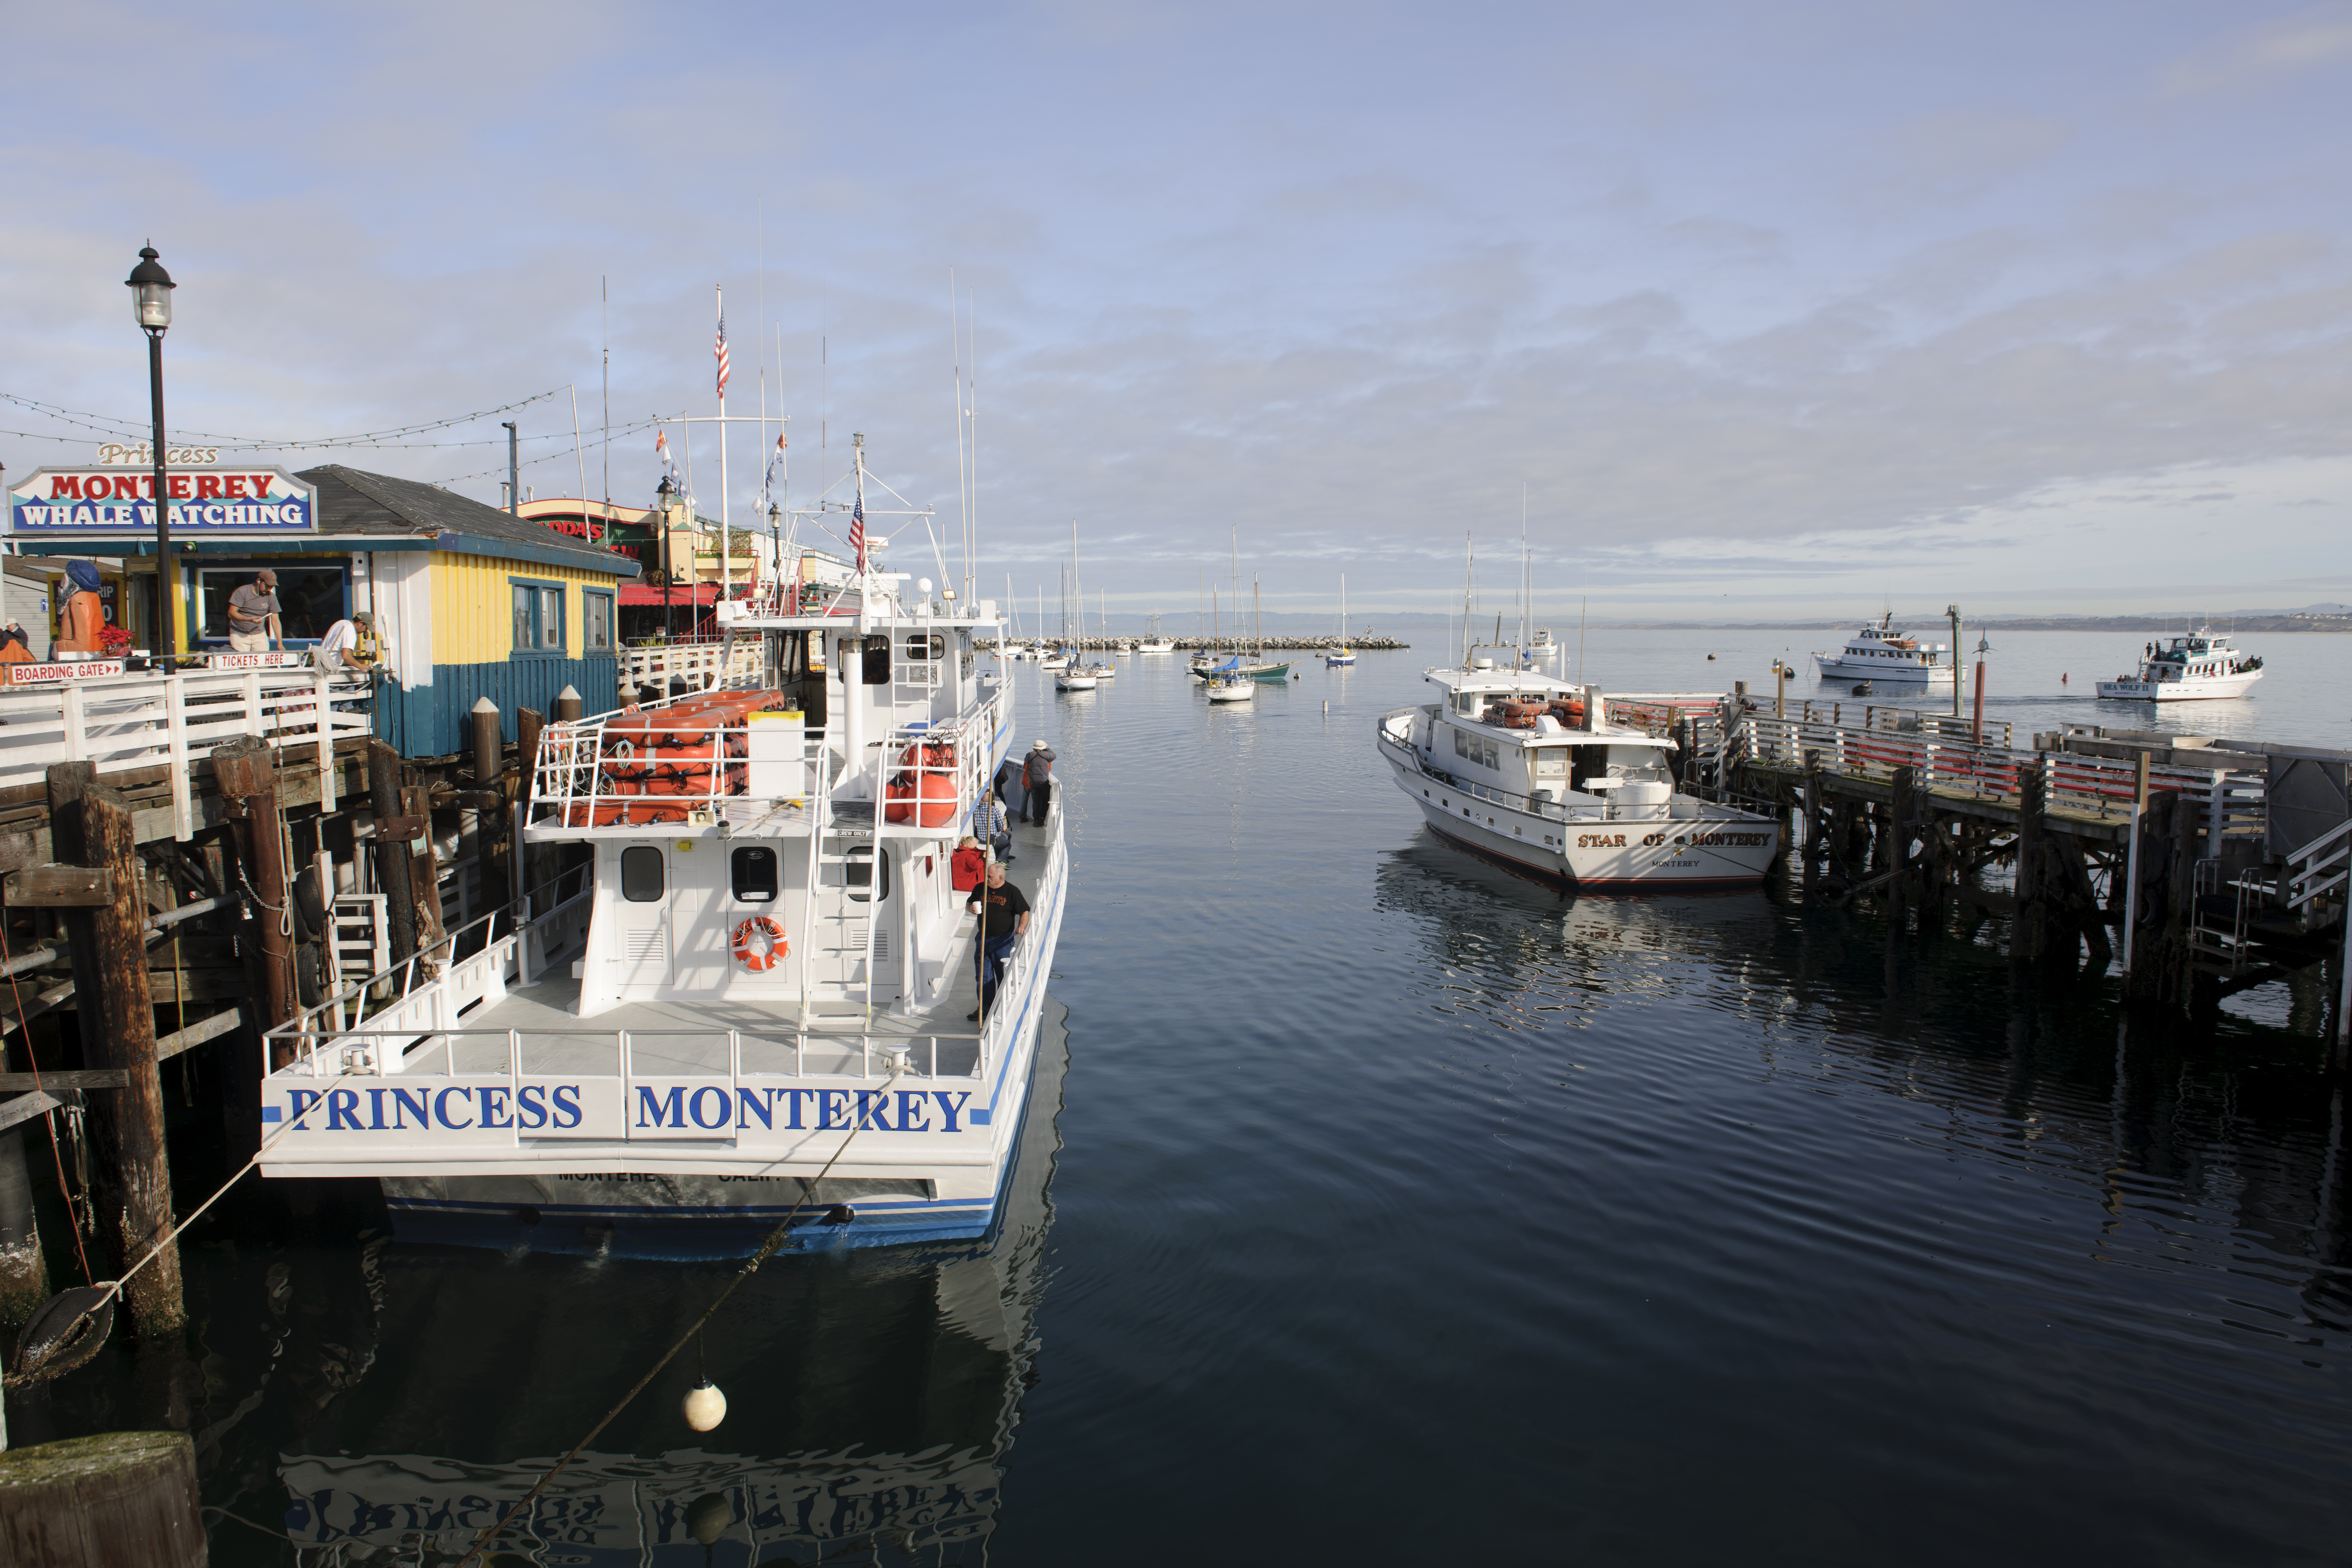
[2096,628,2264,702]
[1376,654,1778,891]
[254,466,1066,1258]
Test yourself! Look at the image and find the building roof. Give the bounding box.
[298,465,641,578]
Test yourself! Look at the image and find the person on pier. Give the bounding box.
[227,569,282,652]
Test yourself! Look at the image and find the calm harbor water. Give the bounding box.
[12,630,2352,1563]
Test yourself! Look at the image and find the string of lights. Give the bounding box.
[0,387,572,453]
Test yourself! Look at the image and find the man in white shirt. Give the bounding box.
[314,611,380,672]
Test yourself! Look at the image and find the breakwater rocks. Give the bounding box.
[988,636,1410,652]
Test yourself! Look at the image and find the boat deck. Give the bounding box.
[422,806,1057,1082]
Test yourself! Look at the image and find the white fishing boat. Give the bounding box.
[1206,672,1254,703]
[255,439,1068,1258]
[1376,653,1779,891]
[1811,612,1954,686]
[1139,615,1175,654]
[2097,629,2264,702]
[1327,574,1356,667]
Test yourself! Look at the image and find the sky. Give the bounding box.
[2,0,2348,625]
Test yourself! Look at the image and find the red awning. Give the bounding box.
[618,582,730,607]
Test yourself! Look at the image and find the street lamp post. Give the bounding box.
[656,476,677,646]
[127,246,177,664]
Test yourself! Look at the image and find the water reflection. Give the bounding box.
[1372,823,2351,1364]
[197,1006,1069,1565]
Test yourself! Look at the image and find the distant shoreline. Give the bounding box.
[1558,618,2352,635]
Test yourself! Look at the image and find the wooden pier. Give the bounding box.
[1633,695,2352,1040]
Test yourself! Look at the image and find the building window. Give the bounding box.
[731,846,778,903]
[583,590,614,654]
[620,845,663,902]
[510,579,565,654]
[197,564,346,642]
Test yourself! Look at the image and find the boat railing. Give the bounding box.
[620,638,765,693]
[875,692,1003,839]
[526,693,823,831]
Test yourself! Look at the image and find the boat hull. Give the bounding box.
[2095,670,2262,701]
[1811,654,1952,686]
[1379,735,1777,891]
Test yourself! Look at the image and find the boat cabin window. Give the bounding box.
[731,846,779,903]
[1451,727,1500,769]
[845,846,891,902]
[620,846,664,903]
[903,632,947,662]
[842,633,892,684]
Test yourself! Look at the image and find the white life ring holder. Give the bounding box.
[732,916,788,972]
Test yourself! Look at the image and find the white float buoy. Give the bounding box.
[683,1381,727,1432]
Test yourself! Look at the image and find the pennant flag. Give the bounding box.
[714,314,731,399]
[760,430,786,508]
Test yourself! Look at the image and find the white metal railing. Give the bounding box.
[527,683,813,830]
[0,664,370,835]
[878,692,1001,842]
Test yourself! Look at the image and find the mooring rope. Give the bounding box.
[453,1070,904,1568]
[0,913,95,1287]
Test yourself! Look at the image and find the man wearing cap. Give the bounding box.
[1021,738,1057,824]
[227,569,282,652]
[314,609,380,674]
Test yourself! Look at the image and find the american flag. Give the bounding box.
[714,314,730,399]
[847,490,866,567]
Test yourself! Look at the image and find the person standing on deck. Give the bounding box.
[1021,739,1057,825]
[970,788,1012,863]
[227,569,282,652]
[964,861,1030,1022]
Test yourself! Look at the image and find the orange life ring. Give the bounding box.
[732,916,788,971]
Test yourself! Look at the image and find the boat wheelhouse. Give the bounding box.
[1811,613,1954,687]
[2096,629,2264,702]
[255,459,1066,1259]
[1376,655,1778,891]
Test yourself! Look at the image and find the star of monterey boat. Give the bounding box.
[2096,629,2264,702]
[254,503,1067,1259]
[1811,612,1954,687]
[1376,653,1779,891]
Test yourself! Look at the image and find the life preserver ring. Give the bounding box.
[732,916,788,971]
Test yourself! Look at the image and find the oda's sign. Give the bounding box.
[6,466,318,536]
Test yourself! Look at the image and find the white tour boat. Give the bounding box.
[1811,613,1954,687]
[256,453,1068,1259]
[2096,629,2264,702]
[1376,654,1779,891]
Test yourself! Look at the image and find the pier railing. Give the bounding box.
[0,664,371,836]
[1725,710,2268,840]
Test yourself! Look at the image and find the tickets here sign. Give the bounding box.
[208,650,305,671]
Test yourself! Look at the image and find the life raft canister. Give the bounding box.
[732,916,788,971]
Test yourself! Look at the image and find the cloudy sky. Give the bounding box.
[5,1,2348,623]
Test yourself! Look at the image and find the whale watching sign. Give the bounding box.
[7,459,317,537]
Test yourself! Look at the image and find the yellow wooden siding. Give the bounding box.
[428,551,621,663]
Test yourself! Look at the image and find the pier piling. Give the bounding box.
[45,765,182,1339]
[366,741,420,972]
[0,1431,204,1566]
